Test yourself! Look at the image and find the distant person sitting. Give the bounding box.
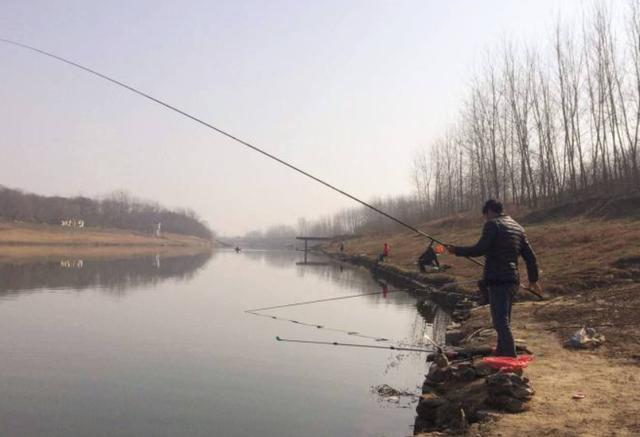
[418,243,449,273]
[417,244,440,272]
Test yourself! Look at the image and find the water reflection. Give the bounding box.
[240,248,298,268]
[238,249,365,290]
[237,248,451,345]
[0,250,214,295]
[0,248,446,436]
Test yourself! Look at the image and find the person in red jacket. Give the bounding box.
[378,243,390,262]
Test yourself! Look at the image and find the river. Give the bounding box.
[0,249,448,436]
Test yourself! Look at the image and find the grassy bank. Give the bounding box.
[0,221,213,262]
[328,214,640,294]
[325,210,640,436]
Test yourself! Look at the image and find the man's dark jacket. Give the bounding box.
[455,215,538,285]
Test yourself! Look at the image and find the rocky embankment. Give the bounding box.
[325,251,539,434]
[414,332,535,434]
[322,208,640,435]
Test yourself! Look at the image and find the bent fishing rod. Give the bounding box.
[0,38,482,268]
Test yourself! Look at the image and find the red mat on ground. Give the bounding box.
[482,355,534,372]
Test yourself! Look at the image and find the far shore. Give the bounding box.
[0,221,214,263]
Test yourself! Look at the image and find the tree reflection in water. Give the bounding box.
[0,250,214,296]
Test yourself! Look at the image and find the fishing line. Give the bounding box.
[253,310,442,349]
[244,277,478,349]
[246,284,446,347]
[244,287,413,313]
[244,276,484,314]
[266,311,442,349]
[0,38,483,268]
[275,336,435,353]
[248,311,393,342]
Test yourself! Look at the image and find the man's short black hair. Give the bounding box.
[482,199,503,215]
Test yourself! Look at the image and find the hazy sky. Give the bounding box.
[1,0,588,235]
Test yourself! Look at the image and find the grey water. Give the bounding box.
[0,250,448,436]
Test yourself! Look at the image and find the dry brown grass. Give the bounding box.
[0,220,210,245]
[328,208,640,436]
[334,213,640,435]
[329,215,640,294]
[0,221,213,262]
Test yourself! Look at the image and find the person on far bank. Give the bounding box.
[383,243,390,258]
[378,242,390,263]
[445,199,541,358]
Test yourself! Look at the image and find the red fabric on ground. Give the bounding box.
[482,355,534,372]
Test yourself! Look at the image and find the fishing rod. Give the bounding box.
[244,276,486,314]
[547,321,640,331]
[0,38,483,269]
[244,287,413,313]
[276,336,477,367]
[275,336,434,353]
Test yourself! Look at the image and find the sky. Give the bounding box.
[0,0,589,235]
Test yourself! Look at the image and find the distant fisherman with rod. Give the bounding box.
[446,200,541,358]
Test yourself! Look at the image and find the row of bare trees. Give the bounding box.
[293,196,425,237]
[0,186,215,239]
[241,194,426,242]
[416,2,640,215]
[245,3,640,241]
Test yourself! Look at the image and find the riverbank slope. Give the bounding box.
[325,204,640,435]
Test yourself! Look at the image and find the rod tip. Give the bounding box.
[276,336,281,341]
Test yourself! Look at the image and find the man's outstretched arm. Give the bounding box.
[450,221,498,258]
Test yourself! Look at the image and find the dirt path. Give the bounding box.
[466,300,640,437]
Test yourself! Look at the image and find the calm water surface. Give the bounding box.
[0,250,447,436]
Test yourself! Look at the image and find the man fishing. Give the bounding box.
[445,199,541,358]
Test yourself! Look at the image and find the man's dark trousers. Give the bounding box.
[488,284,518,357]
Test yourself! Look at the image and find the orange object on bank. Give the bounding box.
[482,355,534,372]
